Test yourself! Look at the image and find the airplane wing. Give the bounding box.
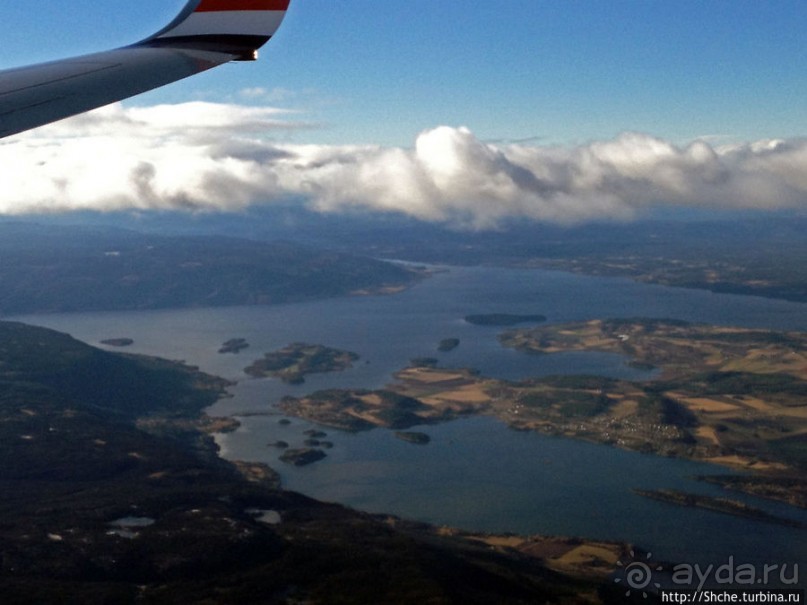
[0,0,291,139]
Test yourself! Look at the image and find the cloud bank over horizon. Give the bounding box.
[2,101,806,229]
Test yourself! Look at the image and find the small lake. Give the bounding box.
[12,266,807,569]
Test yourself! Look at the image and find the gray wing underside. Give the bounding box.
[0,46,235,139]
[0,0,291,139]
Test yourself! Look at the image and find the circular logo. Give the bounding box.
[615,550,663,598]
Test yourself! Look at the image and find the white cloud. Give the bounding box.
[2,102,806,228]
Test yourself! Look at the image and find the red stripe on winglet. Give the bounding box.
[195,0,290,11]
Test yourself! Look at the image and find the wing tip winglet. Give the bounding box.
[138,0,292,60]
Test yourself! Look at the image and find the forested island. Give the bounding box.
[245,343,359,384]
[395,431,431,445]
[438,338,460,352]
[218,338,249,354]
[100,337,134,347]
[279,447,328,466]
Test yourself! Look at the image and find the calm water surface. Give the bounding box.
[13,266,807,568]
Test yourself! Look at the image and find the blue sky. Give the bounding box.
[2,1,807,226]
[2,0,805,147]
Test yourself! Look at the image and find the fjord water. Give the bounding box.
[13,266,807,567]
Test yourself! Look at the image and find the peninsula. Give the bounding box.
[633,489,805,528]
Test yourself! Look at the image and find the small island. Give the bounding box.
[395,431,431,445]
[219,338,249,354]
[245,343,359,384]
[465,314,547,326]
[279,447,327,466]
[438,338,460,352]
[100,338,134,347]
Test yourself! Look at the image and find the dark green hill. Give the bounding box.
[0,223,421,314]
[0,321,224,418]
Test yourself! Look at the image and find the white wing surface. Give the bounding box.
[0,0,291,138]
